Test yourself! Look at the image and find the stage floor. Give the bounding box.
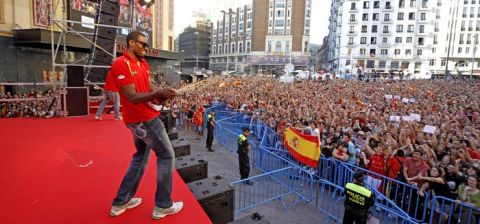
[0,116,211,224]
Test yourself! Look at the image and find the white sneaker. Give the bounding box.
[109,198,142,217]
[152,201,184,220]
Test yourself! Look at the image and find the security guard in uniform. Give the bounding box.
[343,172,375,224]
[206,111,215,152]
[238,127,253,185]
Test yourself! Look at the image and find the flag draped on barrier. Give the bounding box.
[284,127,321,168]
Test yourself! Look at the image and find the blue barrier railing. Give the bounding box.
[208,106,467,223]
[429,196,480,224]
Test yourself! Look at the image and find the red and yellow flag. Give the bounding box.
[284,127,321,168]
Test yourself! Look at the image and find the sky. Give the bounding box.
[174,0,332,45]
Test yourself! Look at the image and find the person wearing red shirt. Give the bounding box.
[95,70,122,120]
[109,31,183,220]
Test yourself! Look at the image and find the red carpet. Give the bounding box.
[0,116,211,224]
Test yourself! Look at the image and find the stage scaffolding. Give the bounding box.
[49,0,131,116]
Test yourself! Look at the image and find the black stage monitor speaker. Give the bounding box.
[100,0,120,16]
[98,14,118,26]
[188,176,235,224]
[175,154,208,183]
[97,26,117,40]
[93,50,114,64]
[67,66,84,87]
[96,37,115,53]
[62,87,89,116]
[229,213,272,224]
[171,139,191,158]
[168,130,179,141]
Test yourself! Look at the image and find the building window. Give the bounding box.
[381,49,388,55]
[362,13,369,21]
[410,0,416,7]
[399,0,405,8]
[398,12,404,20]
[363,1,369,9]
[350,26,355,33]
[350,14,356,22]
[419,25,425,33]
[407,25,415,32]
[391,61,400,69]
[371,37,377,44]
[213,46,216,54]
[286,41,290,52]
[367,60,375,68]
[395,49,401,55]
[379,60,387,68]
[361,37,367,44]
[417,50,422,55]
[406,37,413,43]
[397,25,404,32]
[383,26,389,33]
[232,43,236,53]
[373,13,379,21]
[372,25,378,33]
[268,41,272,53]
[360,48,366,54]
[246,41,251,52]
[348,37,354,45]
[395,37,402,43]
[415,62,422,70]
[384,14,390,21]
[409,12,415,20]
[418,37,424,45]
[406,49,412,55]
[374,1,380,8]
[275,41,282,52]
[351,2,356,10]
[421,13,426,21]
[458,47,463,53]
[362,25,367,33]
[429,59,436,66]
[441,60,446,66]
[239,43,243,53]
[382,37,388,43]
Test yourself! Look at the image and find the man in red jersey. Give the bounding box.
[109,31,183,220]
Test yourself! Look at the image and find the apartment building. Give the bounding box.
[326,0,435,77]
[209,0,311,74]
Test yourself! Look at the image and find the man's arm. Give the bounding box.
[120,84,175,104]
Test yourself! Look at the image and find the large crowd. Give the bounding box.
[0,89,61,118]
[169,76,480,211]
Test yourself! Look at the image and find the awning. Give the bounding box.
[12,28,182,60]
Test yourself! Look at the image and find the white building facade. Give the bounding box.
[327,0,436,78]
[428,0,480,77]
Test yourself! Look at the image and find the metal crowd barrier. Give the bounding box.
[429,196,480,224]
[207,105,435,223]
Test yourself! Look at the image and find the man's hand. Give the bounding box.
[155,88,177,101]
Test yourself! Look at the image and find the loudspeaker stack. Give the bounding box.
[89,0,120,82]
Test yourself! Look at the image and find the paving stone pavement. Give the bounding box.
[176,127,329,224]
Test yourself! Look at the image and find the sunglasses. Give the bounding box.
[135,40,149,49]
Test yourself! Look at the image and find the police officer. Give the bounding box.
[238,127,253,185]
[343,172,375,224]
[206,111,215,152]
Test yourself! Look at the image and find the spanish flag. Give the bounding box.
[284,127,321,168]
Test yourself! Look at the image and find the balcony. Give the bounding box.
[349,19,358,24]
[383,19,392,23]
[350,7,358,12]
[347,31,356,35]
[467,41,472,44]
[385,6,393,11]
[381,31,390,35]
[460,41,465,44]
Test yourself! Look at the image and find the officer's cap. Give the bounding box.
[242,127,251,132]
[353,171,365,181]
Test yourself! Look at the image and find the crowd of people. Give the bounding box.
[0,89,61,118]
[170,76,480,212]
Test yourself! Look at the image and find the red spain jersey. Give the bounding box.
[111,52,159,124]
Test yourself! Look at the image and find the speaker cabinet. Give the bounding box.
[95,37,115,54]
[188,176,235,224]
[67,66,84,87]
[168,130,179,141]
[98,14,118,26]
[171,139,191,158]
[93,49,114,64]
[97,26,117,40]
[175,154,208,183]
[100,0,120,16]
[62,87,89,117]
